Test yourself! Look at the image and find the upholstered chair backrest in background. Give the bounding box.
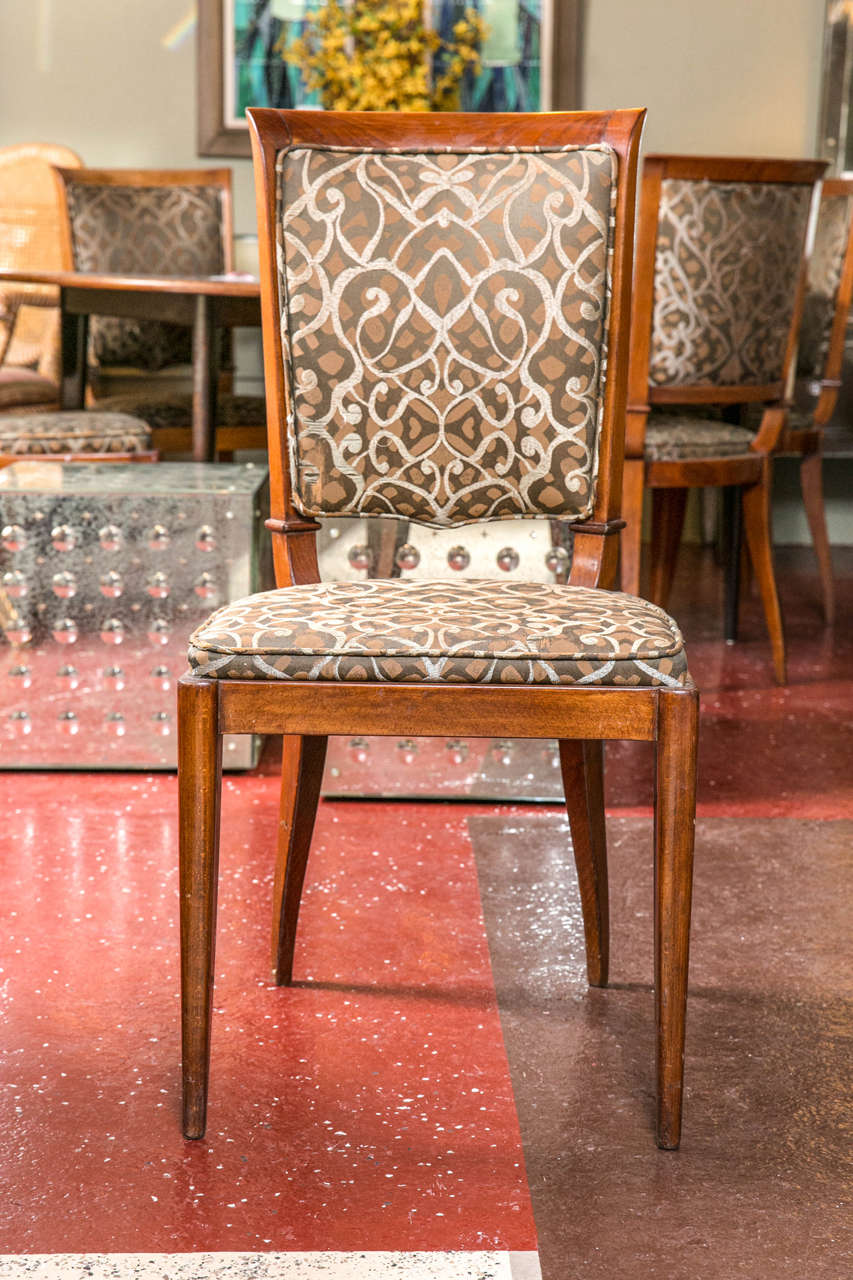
[54,168,233,373]
[796,179,853,387]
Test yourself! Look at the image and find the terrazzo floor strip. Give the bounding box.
[0,1251,542,1279]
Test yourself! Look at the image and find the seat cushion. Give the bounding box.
[0,367,59,410]
[0,410,151,454]
[644,413,755,462]
[93,392,266,431]
[188,579,689,688]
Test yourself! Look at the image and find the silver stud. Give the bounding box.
[100,618,125,645]
[397,738,418,764]
[447,545,470,571]
[545,546,570,574]
[446,738,468,764]
[57,664,80,688]
[51,524,77,552]
[58,709,79,735]
[194,526,216,552]
[106,711,126,737]
[9,664,32,687]
[9,709,32,735]
[193,572,217,599]
[348,736,369,763]
[99,571,123,599]
[5,623,32,645]
[98,524,123,551]
[1,524,27,552]
[146,572,170,599]
[496,547,520,572]
[395,543,420,571]
[347,544,373,571]
[147,524,170,551]
[103,665,126,690]
[3,570,28,598]
[51,571,77,599]
[52,618,79,645]
[147,619,171,646]
[151,664,171,691]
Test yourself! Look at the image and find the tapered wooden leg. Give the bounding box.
[179,677,223,1140]
[721,486,743,642]
[654,685,698,1150]
[800,451,835,626]
[742,467,786,684]
[649,487,688,610]
[271,734,328,985]
[620,458,646,596]
[559,739,609,987]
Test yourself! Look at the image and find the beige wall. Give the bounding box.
[0,0,829,239]
[584,0,825,158]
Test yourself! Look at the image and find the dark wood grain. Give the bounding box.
[559,739,609,988]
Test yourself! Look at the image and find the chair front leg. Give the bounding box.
[654,684,699,1150]
[272,734,328,985]
[559,738,609,987]
[178,677,223,1140]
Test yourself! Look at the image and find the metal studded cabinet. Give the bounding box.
[0,462,270,768]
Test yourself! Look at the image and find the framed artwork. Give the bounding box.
[197,0,582,157]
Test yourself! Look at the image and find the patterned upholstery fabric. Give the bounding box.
[0,367,58,409]
[796,192,853,382]
[187,579,688,688]
[64,183,225,371]
[277,146,616,526]
[649,179,812,388]
[643,413,755,462]
[92,391,266,432]
[0,410,151,454]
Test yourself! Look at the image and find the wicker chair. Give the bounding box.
[0,142,82,414]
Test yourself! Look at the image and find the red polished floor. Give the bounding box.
[0,544,850,1277]
[0,785,535,1254]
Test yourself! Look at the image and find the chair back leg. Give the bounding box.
[654,685,699,1149]
[271,734,329,985]
[799,451,835,626]
[559,738,610,988]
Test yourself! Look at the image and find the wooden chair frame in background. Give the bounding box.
[621,155,826,685]
[782,176,853,627]
[179,107,699,1152]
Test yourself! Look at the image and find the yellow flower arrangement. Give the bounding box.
[283,0,487,112]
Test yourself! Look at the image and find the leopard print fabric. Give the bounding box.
[64,183,225,372]
[276,146,616,527]
[649,179,812,389]
[187,579,688,688]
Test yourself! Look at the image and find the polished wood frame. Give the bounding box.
[782,176,853,626]
[179,107,700,1153]
[197,0,584,156]
[621,154,826,685]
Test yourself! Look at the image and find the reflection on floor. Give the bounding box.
[0,546,850,1278]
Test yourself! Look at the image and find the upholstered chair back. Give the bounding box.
[796,183,853,383]
[275,141,620,527]
[55,168,232,372]
[639,163,818,396]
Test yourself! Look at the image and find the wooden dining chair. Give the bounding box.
[772,177,853,627]
[621,155,825,684]
[51,166,266,456]
[179,107,699,1151]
